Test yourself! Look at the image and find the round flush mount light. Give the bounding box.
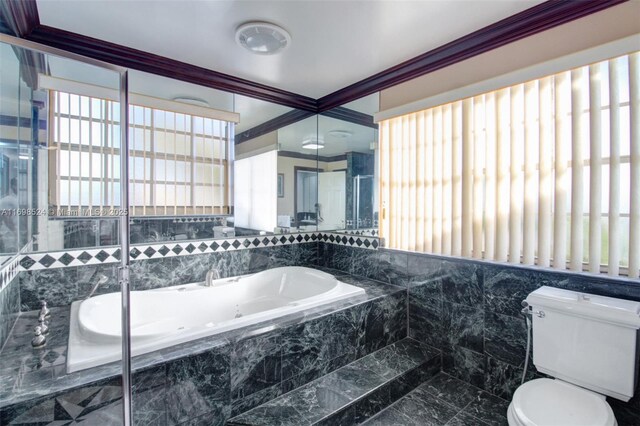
[235,22,291,55]
[328,130,352,139]
[172,96,210,107]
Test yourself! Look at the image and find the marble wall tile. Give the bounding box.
[441,302,484,353]
[230,330,282,401]
[483,264,569,317]
[165,347,230,425]
[280,352,356,394]
[132,365,167,426]
[269,243,318,269]
[351,249,407,286]
[20,267,79,310]
[357,292,408,357]
[408,285,442,348]
[484,311,527,366]
[443,345,486,389]
[281,311,358,380]
[76,264,120,297]
[0,274,20,349]
[319,242,353,273]
[484,355,535,401]
[230,384,282,418]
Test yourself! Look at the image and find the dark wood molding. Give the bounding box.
[278,150,347,163]
[236,109,315,144]
[320,107,376,129]
[24,25,318,111]
[0,0,39,37]
[316,0,628,111]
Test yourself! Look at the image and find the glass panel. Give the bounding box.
[0,38,125,425]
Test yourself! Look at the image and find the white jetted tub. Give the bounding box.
[67,266,365,372]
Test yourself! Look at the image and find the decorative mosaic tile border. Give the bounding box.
[3,232,380,276]
[0,255,20,292]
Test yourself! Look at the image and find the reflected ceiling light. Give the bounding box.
[172,97,210,107]
[302,137,325,150]
[328,130,352,139]
[236,22,291,55]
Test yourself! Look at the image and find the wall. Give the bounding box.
[378,1,640,113]
[318,242,640,425]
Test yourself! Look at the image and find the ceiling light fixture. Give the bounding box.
[235,22,291,55]
[172,97,210,107]
[302,137,324,150]
[327,130,352,139]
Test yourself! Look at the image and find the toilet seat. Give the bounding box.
[508,378,617,426]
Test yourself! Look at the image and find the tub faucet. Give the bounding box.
[205,268,221,287]
[86,274,109,299]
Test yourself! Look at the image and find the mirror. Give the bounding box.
[316,93,379,235]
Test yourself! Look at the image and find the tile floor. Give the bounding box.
[362,372,510,426]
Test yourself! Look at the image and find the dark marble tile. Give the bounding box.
[282,380,352,424]
[358,292,407,357]
[462,391,510,426]
[442,301,484,353]
[314,405,355,426]
[131,256,177,290]
[363,405,419,426]
[76,263,119,298]
[363,338,440,381]
[405,254,444,291]
[445,412,491,426]
[230,384,282,418]
[322,244,353,273]
[230,330,282,400]
[440,260,483,307]
[280,352,355,394]
[169,253,214,286]
[390,386,459,425]
[484,311,527,366]
[0,274,20,350]
[269,243,319,269]
[419,373,483,409]
[20,267,79,310]
[226,393,309,426]
[313,363,387,401]
[483,265,565,317]
[443,345,486,389]
[165,347,230,425]
[132,365,167,426]
[351,249,407,286]
[563,273,640,302]
[281,310,357,380]
[354,384,392,423]
[409,284,443,348]
[609,395,640,426]
[484,356,535,401]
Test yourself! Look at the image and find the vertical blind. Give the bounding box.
[379,52,640,278]
[49,91,233,216]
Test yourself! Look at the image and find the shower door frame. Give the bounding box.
[0,34,133,425]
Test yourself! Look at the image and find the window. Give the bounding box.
[49,91,234,216]
[379,52,639,278]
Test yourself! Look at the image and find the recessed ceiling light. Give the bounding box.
[328,130,352,139]
[235,22,291,55]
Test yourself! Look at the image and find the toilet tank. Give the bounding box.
[526,286,640,402]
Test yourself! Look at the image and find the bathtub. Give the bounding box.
[67,266,365,372]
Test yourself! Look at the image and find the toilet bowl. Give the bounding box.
[507,378,617,426]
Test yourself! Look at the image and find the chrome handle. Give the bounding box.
[534,310,545,318]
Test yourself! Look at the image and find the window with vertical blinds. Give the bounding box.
[379,52,640,278]
[49,91,234,217]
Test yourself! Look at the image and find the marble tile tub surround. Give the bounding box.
[0,273,406,425]
[320,243,640,425]
[0,274,20,351]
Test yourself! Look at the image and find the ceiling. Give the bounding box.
[35,0,544,99]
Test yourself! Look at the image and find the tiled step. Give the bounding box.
[226,338,441,426]
[362,373,511,426]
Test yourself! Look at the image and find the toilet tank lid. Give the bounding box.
[526,286,640,328]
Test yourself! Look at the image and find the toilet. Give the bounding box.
[508,286,640,426]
